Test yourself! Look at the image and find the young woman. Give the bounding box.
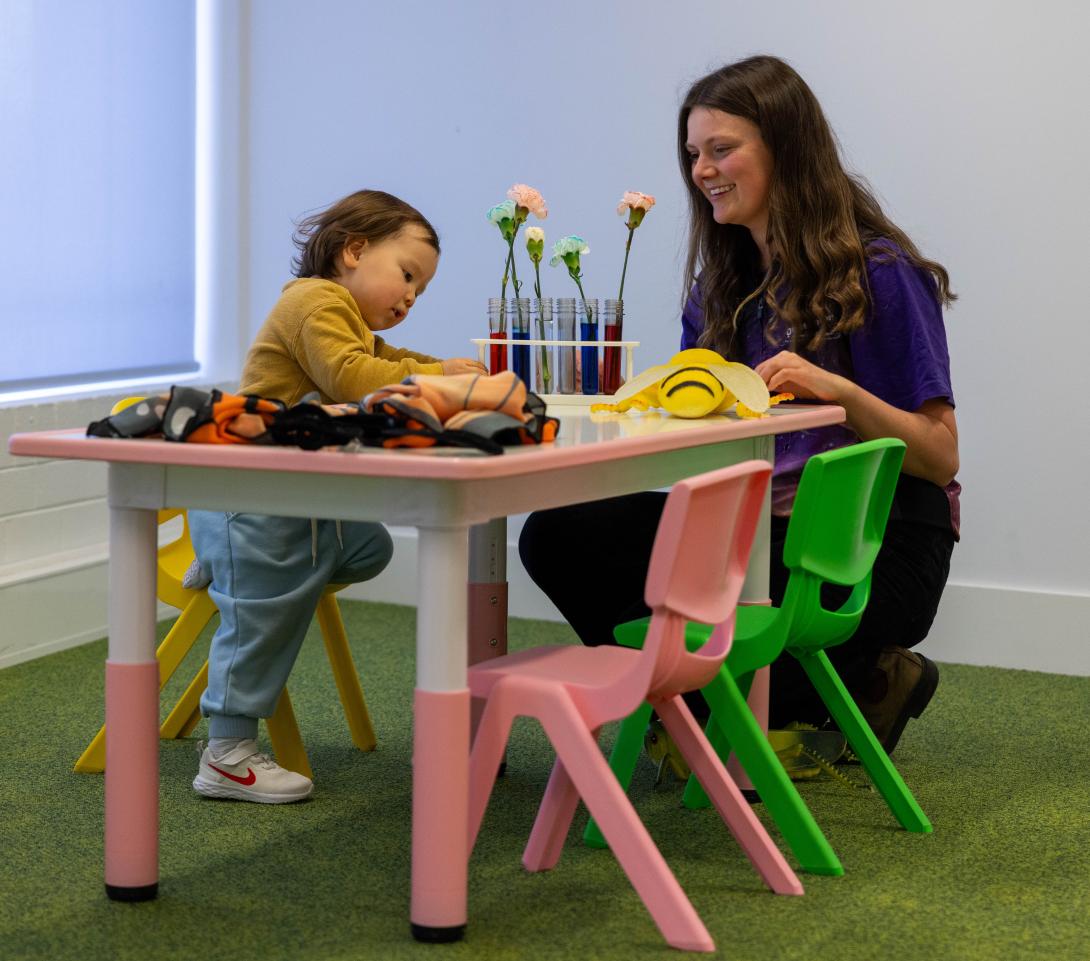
[520,56,959,753]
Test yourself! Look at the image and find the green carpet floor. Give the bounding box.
[1,600,1087,960]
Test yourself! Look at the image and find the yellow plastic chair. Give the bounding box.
[75,398,377,779]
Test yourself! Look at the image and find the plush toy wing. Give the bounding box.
[607,363,677,406]
[704,361,772,414]
[595,348,776,417]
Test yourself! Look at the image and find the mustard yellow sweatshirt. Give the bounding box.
[239,277,444,405]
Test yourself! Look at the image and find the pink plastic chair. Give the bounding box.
[466,460,802,953]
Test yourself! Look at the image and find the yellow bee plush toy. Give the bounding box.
[590,348,792,419]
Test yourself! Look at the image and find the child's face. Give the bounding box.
[685,107,773,237]
[337,225,439,332]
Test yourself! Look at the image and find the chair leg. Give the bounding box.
[657,696,804,896]
[159,660,208,740]
[75,594,217,772]
[681,669,751,809]
[697,671,843,875]
[265,688,314,780]
[540,698,715,953]
[523,755,583,871]
[467,695,516,854]
[157,597,216,741]
[680,721,719,810]
[73,725,109,774]
[583,701,654,849]
[155,592,217,684]
[316,593,377,752]
[796,650,932,833]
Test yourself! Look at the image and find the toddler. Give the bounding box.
[189,189,484,803]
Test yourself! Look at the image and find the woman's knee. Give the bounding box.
[519,507,585,583]
[518,510,553,574]
[868,523,955,647]
[520,494,665,568]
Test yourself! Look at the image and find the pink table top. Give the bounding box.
[9,404,846,480]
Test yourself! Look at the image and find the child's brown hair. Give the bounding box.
[292,189,440,279]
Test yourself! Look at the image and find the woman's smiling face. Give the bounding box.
[686,106,774,239]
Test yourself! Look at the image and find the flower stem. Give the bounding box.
[507,239,526,332]
[618,226,635,301]
[571,273,593,330]
[500,248,512,330]
[533,271,551,390]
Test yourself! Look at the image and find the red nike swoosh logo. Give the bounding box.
[208,763,256,786]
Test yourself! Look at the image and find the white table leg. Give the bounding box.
[740,446,773,608]
[468,519,507,740]
[411,525,471,942]
[104,499,160,900]
[731,441,774,790]
[467,518,507,665]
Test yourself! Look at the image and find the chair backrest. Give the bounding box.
[780,438,906,651]
[156,509,201,610]
[784,438,905,583]
[637,460,771,698]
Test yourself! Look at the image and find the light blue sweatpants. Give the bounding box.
[188,511,393,739]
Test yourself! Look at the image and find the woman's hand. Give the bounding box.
[442,357,489,376]
[756,350,959,486]
[754,350,850,402]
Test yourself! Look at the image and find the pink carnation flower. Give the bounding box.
[617,190,656,215]
[615,191,656,300]
[507,183,548,219]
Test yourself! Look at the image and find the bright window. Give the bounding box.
[0,0,197,397]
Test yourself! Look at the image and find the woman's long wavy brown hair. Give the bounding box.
[679,56,954,356]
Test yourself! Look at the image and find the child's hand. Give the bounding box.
[442,357,489,376]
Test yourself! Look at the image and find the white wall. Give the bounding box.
[244,0,1090,669]
[4,0,1088,670]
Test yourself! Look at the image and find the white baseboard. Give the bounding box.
[916,582,1090,676]
[0,550,170,670]
[0,553,110,669]
[4,530,1087,677]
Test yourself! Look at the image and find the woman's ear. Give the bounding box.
[342,239,368,269]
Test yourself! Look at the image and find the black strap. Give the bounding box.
[266,404,396,450]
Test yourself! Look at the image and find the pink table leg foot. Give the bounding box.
[411,688,470,942]
[104,660,159,901]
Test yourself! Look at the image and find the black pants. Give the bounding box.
[518,490,954,727]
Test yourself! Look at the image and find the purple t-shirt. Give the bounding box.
[681,245,960,534]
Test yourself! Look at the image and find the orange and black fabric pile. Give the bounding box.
[361,371,557,450]
[87,372,558,455]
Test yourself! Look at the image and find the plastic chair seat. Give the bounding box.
[470,644,640,696]
[617,605,785,675]
[733,604,782,638]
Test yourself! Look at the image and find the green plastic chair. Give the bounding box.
[584,438,931,874]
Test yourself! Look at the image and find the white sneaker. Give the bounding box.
[193,739,313,804]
